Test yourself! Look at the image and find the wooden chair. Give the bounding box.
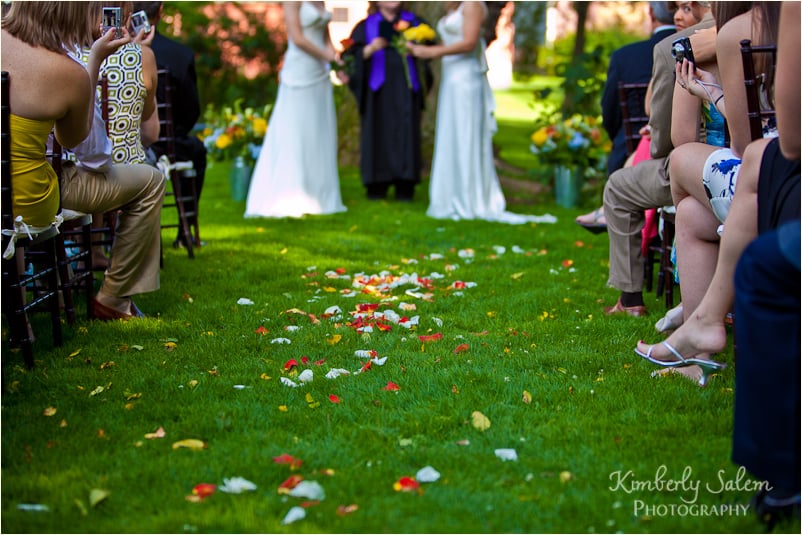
[49,137,95,324]
[1,71,63,368]
[155,68,199,262]
[91,73,117,264]
[740,39,777,141]
[617,82,650,155]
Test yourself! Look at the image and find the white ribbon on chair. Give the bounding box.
[2,213,64,260]
[155,154,194,176]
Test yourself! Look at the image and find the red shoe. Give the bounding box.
[604,298,647,317]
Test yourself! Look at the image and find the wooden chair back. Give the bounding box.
[740,39,777,141]
[617,82,650,156]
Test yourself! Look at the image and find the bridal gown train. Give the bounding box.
[245,2,346,218]
[426,3,555,225]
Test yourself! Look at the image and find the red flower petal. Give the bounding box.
[254,326,269,335]
[418,333,442,343]
[277,474,304,494]
[192,483,217,499]
[273,453,303,470]
[283,359,298,371]
[315,358,327,366]
[360,361,372,373]
[328,394,342,404]
[300,356,309,365]
[453,343,470,354]
[383,381,400,391]
[452,281,466,289]
[335,267,347,274]
[562,259,574,268]
[393,476,420,492]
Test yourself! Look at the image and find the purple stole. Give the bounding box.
[366,11,420,92]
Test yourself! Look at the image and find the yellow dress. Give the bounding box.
[9,114,59,228]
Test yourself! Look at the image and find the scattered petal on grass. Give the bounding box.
[327,334,342,345]
[418,333,442,343]
[254,326,269,335]
[271,338,292,345]
[305,393,320,409]
[495,448,518,462]
[288,481,325,500]
[298,370,314,383]
[191,483,216,500]
[455,439,470,446]
[324,305,342,315]
[453,343,469,354]
[172,439,206,450]
[355,349,378,358]
[89,489,109,507]
[522,390,532,404]
[325,368,350,379]
[42,407,57,417]
[281,506,306,525]
[393,476,421,493]
[371,356,388,366]
[415,466,441,483]
[260,373,271,380]
[399,438,413,447]
[17,503,50,512]
[336,504,359,516]
[285,325,300,332]
[562,259,574,268]
[278,475,304,493]
[278,405,288,412]
[89,385,105,397]
[144,426,166,439]
[273,453,303,470]
[328,394,342,404]
[471,411,491,431]
[219,477,257,494]
[560,471,574,483]
[432,317,443,327]
[383,381,400,391]
[237,298,254,305]
[284,359,298,371]
[280,377,299,388]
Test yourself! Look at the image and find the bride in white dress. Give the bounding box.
[245,1,346,218]
[408,2,554,224]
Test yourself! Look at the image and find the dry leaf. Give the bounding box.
[89,488,109,507]
[172,439,206,450]
[145,426,166,439]
[471,411,491,431]
[42,407,57,417]
[522,390,532,404]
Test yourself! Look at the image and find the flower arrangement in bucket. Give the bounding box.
[199,100,271,200]
[199,99,271,166]
[530,112,611,207]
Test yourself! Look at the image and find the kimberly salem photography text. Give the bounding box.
[608,465,769,517]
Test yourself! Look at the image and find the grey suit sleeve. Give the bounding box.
[647,35,676,160]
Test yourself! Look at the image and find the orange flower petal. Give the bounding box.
[273,453,303,470]
[337,504,359,516]
[393,476,420,492]
[383,381,400,391]
[192,483,217,499]
[277,474,304,494]
[418,333,442,343]
[453,343,469,354]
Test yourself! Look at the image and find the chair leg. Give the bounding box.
[170,171,194,259]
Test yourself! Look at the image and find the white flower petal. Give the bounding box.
[287,480,325,501]
[429,253,444,260]
[281,506,306,525]
[512,245,525,254]
[324,305,342,315]
[415,466,441,483]
[354,350,374,358]
[494,448,518,462]
[270,338,292,344]
[493,245,506,255]
[371,356,388,366]
[325,368,351,379]
[237,298,254,305]
[219,477,257,494]
[432,317,443,327]
[284,325,300,332]
[298,370,314,383]
[280,377,299,388]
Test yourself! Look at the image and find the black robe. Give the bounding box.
[345,16,431,188]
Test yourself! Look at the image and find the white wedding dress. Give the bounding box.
[426,3,555,225]
[245,2,346,218]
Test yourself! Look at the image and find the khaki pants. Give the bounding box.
[60,162,165,298]
[603,157,673,293]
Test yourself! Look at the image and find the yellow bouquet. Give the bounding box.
[392,20,437,89]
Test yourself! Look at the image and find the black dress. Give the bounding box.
[345,15,430,200]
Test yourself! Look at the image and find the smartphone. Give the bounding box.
[670,36,695,64]
[102,7,122,38]
[130,9,151,36]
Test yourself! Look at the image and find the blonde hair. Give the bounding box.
[2,1,99,53]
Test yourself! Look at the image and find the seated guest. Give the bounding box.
[133,1,206,249]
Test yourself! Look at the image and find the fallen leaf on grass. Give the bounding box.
[163,341,177,352]
[89,489,109,507]
[144,426,165,439]
[336,504,359,516]
[453,343,469,354]
[471,411,491,431]
[522,390,532,404]
[43,407,57,417]
[172,439,206,450]
[305,393,320,409]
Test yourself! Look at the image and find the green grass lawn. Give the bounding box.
[2,114,796,532]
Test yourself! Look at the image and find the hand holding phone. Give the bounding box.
[130,10,151,37]
[671,37,695,65]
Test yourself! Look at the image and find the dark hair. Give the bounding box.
[712,2,753,31]
[131,1,160,21]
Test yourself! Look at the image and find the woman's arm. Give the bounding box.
[140,44,158,124]
[140,107,160,146]
[283,2,335,63]
[715,12,753,157]
[407,2,484,60]
[775,1,800,159]
[670,77,701,147]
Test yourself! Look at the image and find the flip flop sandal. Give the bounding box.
[575,208,607,234]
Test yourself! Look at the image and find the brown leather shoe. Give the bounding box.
[604,298,647,317]
[92,298,146,321]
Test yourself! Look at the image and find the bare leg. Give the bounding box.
[636,138,770,360]
[674,195,721,319]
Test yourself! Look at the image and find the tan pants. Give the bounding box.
[603,157,673,293]
[60,162,165,298]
